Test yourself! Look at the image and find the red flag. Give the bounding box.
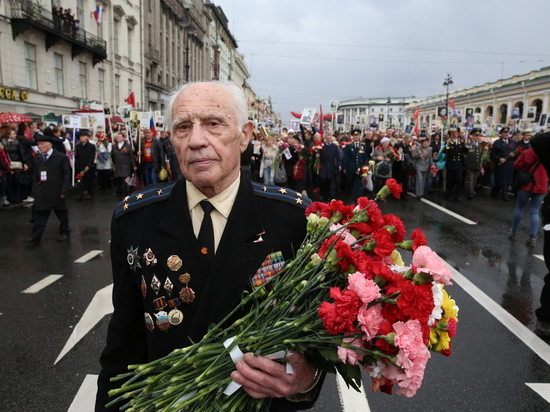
[449,98,455,109]
[319,105,324,138]
[413,108,420,136]
[125,92,136,108]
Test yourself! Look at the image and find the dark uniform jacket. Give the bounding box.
[342,142,367,174]
[465,142,483,170]
[491,138,517,185]
[318,143,340,179]
[442,140,468,170]
[96,178,321,411]
[74,141,96,172]
[32,149,71,210]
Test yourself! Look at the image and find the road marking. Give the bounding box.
[22,274,63,294]
[526,383,550,403]
[74,250,104,263]
[534,254,545,262]
[55,284,113,364]
[336,372,371,412]
[421,198,477,225]
[68,374,97,412]
[447,263,550,365]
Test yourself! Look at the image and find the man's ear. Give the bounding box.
[240,121,254,152]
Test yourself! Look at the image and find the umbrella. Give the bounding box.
[0,112,33,124]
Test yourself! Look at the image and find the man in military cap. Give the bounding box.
[464,128,485,200]
[21,135,71,244]
[342,131,368,199]
[96,82,322,411]
[490,126,517,201]
[442,126,468,202]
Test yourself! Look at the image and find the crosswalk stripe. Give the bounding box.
[420,197,478,225]
[337,372,371,412]
[74,250,104,263]
[22,274,63,294]
[68,374,97,412]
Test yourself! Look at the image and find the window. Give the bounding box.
[114,20,120,55]
[98,69,105,103]
[77,0,85,29]
[54,54,63,95]
[128,28,133,61]
[25,43,37,89]
[115,74,120,104]
[79,62,87,98]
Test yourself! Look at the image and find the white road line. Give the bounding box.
[22,274,63,294]
[526,383,550,403]
[74,250,104,263]
[337,372,371,412]
[447,262,550,366]
[420,198,477,225]
[55,283,113,364]
[68,374,97,412]
[534,254,545,262]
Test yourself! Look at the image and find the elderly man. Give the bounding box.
[21,134,71,244]
[96,82,321,411]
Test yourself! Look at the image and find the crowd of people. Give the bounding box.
[51,4,80,38]
[242,124,548,248]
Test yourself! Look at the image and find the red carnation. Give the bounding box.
[319,287,362,335]
[385,178,402,198]
[372,228,395,257]
[383,214,406,243]
[411,228,428,251]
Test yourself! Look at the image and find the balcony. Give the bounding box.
[10,0,107,66]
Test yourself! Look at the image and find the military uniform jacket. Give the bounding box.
[342,142,367,173]
[96,178,320,411]
[465,142,483,170]
[442,140,468,170]
[32,149,71,210]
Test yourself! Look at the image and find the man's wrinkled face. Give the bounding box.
[170,83,252,197]
[38,141,52,154]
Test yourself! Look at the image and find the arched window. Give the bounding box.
[531,99,543,122]
[513,101,523,120]
[499,103,507,124]
[474,107,481,113]
[486,105,494,118]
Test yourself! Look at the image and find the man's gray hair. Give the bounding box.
[164,81,248,132]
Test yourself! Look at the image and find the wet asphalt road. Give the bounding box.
[0,184,549,412]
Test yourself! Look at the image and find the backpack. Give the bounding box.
[376,161,391,178]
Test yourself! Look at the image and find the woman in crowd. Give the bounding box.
[0,141,12,206]
[96,135,113,193]
[373,137,394,194]
[15,129,35,202]
[111,132,136,199]
[259,136,277,186]
[2,129,27,204]
[508,145,549,247]
[412,137,433,200]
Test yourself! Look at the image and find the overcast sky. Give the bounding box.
[212,0,550,125]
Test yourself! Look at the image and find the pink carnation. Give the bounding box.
[358,305,384,341]
[337,337,365,365]
[411,245,453,285]
[330,224,358,246]
[393,320,431,397]
[347,272,382,305]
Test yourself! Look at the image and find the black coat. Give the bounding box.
[74,141,96,172]
[342,142,368,173]
[96,178,320,411]
[32,149,71,210]
[442,140,468,170]
[318,143,340,179]
[111,141,136,178]
[491,138,517,185]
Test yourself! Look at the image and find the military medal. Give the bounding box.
[151,275,161,295]
[144,313,154,332]
[153,296,167,311]
[127,246,141,270]
[167,298,183,325]
[164,277,174,297]
[143,248,157,266]
[167,255,183,271]
[178,272,195,304]
[141,275,147,298]
[154,311,171,332]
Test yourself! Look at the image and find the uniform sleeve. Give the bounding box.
[96,216,149,411]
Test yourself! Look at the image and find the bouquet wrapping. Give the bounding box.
[107,179,458,411]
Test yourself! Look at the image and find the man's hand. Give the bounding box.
[230,351,316,399]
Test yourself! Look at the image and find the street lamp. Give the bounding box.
[443,73,453,133]
[386,97,391,128]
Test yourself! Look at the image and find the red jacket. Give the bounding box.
[514,148,548,194]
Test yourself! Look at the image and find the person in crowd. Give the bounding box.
[21,134,71,244]
[138,127,164,186]
[430,133,442,154]
[111,132,137,199]
[74,131,96,200]
[15,129,36,203]
[373,136,394,195]
[342,131,367,200]
[392,133,413,201]
[2,128,27,204]
[259,136,277,186]
[464,128,485,200]
[283,135,301,190]
[531,132,550,338]
[0,141,12,207]
[45,126,67,155]
[442,127,468,202]
[508,140,548,247]
[30,121,46,141]
[318,133,340,201]
[96,81,322,411]
[412,137,433,200]
[516,129,532,154]
[160,131,183,181]
[96,135,113,193]
[490,126,517,201]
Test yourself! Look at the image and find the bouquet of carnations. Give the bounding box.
[272,141,289,170]
[107,179,458,411]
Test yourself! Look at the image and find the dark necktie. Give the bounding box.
[198,200,215,266]
[42,153,48,162]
